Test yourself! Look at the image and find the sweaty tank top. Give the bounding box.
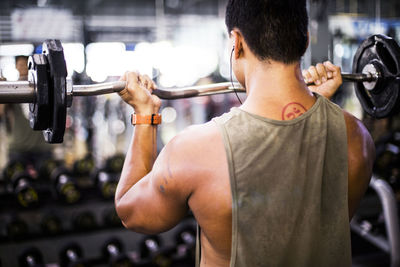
[196,94,351,267]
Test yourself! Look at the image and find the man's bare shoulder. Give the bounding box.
[167,121,222,157]
[342,110,375,217]
[160,120,226,182]
[342,110,375,160]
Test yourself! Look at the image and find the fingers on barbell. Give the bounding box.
[140,74,156,91]
[324,61,343,86]
[323,61,340,79]
[308,66,322,85]
[316,63,328,83]
[302,69,312,84]
[125,72,140,89]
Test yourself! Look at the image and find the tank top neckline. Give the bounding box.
[233,93,323,126]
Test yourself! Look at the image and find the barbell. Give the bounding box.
[0,34,399,144]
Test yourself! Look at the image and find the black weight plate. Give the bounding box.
[42,39,67,143]
[28,54,50,130]
[353,34,400,118]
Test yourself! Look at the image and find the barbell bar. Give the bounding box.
[0,34,399,144]
[0,70,380,105]
[0,80,245,104]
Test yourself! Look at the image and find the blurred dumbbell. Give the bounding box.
[103,208,122,228]
[12,172,40,208]
[2,158,27,181]
[105,154,125,173]
[73,211,97,232]
[6,217,29,241]
[3,160,40,208]
[96,171,119,199]
[174,226,196,264]
[59,243,89,267]
[102,238,134,267]
[39,159,81,204]
[139,236,174,267]
[18,247,45,267]
[40,213,63,236]
[73,155,95,177]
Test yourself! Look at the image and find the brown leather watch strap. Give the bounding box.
[131,113,162,125]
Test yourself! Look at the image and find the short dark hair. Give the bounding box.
[225,0,309,64]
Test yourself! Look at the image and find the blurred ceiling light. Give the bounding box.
[63,43,85,75]
[157,45,218,87]
[86,42,126,82]
[161,106,177,123]
[0,44,34,57]
[3,66,19,81]
[334,43,344,58]
[111,120,126,135]
[125,42,154,78]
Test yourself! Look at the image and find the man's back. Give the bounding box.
[171,95,373,267]
[209,95,351,266]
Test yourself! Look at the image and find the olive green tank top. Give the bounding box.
[197,94,351,267]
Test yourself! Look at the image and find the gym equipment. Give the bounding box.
[175,226,196,250]
[12,172,40,208]
[139,235,174,267]
[96,171,118,199]
[0,34,399,143]
[59,243,88,267]
[174,226,196,266]
[40,213,63,236]
[18,247,45,267]
[3,160,39,208]
[352,35,400,118]
[73,211,97,232]
[39,159,81,204]
[351,176,400,267]
[6,217,29,241]
[102,238,134,267]
[373,131,400,189]
[73,155,95,177]
[105,154,125,173]
[102,208,123,228]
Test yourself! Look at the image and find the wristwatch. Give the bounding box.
[131,113,162,125]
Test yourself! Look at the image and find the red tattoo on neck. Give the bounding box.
[282,102,307,120]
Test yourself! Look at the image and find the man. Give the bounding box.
[115,0,375,266]
[0,56,52,163]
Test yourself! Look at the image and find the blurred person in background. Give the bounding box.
[0,56,52,165]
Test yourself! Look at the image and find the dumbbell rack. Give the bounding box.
[0,162,196,266]
[350,175,400,267]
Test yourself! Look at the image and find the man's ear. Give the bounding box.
[231,29,244,59]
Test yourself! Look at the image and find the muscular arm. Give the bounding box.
[114,71,191,233]
[115,128,191,234]
[344,111,376,219]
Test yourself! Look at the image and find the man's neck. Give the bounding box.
[240,60,315,120]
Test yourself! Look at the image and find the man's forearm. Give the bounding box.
[115,124,158,202]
